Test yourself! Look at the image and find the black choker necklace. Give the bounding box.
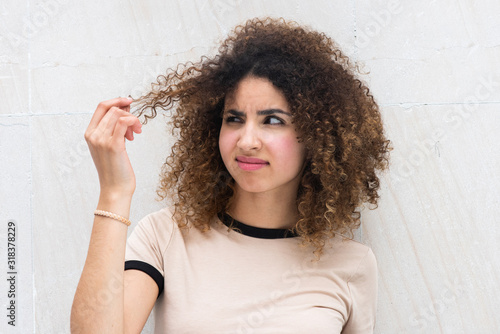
[218,212,298,239]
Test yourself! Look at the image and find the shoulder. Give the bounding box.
[133,207,177,235]
[322,236,377,282]
[127,207,178,252]
[333,239,377,332]
[342,239,376,283]
[138,207,175,226]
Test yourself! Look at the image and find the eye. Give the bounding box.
[264,116,285,125]
[224,116,243,124]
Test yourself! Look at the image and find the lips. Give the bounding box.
[236,156,269,171]
[236,156,268,164]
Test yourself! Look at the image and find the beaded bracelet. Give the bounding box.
[94,210,131,226]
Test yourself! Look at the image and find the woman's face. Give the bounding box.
[219,76,307,197]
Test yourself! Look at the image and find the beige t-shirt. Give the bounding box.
[125,208,377,333]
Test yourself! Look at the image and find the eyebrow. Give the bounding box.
[225,108,292,117]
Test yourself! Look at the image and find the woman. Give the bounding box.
[71,17,390,333]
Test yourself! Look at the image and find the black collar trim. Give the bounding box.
[218,212,299,239]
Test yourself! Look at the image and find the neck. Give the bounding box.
[228,187,299,229]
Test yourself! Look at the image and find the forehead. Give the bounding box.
[224,76,289,110]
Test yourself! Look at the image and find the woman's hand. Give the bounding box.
[85,97,142,198]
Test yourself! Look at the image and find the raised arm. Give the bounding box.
[70,98,156,333]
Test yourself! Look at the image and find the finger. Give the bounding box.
[125,117,142,141]
[97,106,131,138]
[125,127,133,141]
[122,105,132,139]
[88,97,133,131]
[112,116,142,143]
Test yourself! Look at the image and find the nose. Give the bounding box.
[237,123,262,151]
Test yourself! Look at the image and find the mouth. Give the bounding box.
[236,156,269,171]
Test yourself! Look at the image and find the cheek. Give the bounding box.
[270,136,306,166]
[218,128,236,161]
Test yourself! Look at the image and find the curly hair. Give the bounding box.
[134,17,391,257]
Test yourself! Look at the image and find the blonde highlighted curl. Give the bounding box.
[134,17,391,257]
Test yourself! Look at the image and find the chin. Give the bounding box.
[234,179,270,194]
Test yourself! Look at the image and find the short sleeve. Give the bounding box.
[125,208,175,296]
[342,247,378,334]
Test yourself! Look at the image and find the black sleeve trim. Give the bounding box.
[125,260,164,297]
